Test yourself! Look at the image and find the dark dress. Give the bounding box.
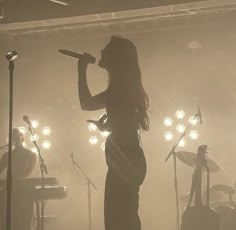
[104,90,147,230]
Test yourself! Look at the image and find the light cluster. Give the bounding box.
[87,119,110,151]
[163,110,199,147]
[18,120,52,153]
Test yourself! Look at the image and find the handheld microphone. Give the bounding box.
[58,49,96,64]
[198,104,203,124]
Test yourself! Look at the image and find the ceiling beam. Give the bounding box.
[0,0,235,32]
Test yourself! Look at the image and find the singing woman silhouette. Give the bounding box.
[77,36,149,230]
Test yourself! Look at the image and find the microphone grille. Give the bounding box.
[23,115,29,122]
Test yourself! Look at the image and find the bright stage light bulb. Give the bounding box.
[176,124,186,133]
[164,132,174,141]
[42,127,51,136]
[188,116,198,126]
[163,118,173,127]
[89,136,98,145]
[175,110,185,119]
[31,120,39,129]
[88,123,97,132]
[42,140,52,149]
[189,130,199,140]
[178,139,186,147]
[100,131,110,138]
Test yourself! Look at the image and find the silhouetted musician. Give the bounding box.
[0,128,37,230]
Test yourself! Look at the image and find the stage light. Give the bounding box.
[163,117,173,127]
[175,110,185,119]
[31,120,39,129]
[176,124,186,133]
[88,123,97,132]
[42,127,51,136]
[31,134,39,142]
[178,139,186,147]
[188,116,198,126]
[89,136,98,145]
[100,131,110,138]
[164,132,174,141]
[101,143,105,151]
[31,147,38,154]
[42,140,52,149]
[189,130,199,140]
[18,127,27,135]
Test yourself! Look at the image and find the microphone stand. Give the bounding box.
[27,126,48,230]
[71,154,97,230]
[5,58,15,230]
[165,112,199,230]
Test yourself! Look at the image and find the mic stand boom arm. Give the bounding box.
[164,112,199,230]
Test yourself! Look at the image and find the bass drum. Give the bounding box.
[214,206,236,230]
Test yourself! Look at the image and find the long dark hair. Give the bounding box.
[105,36,150,131]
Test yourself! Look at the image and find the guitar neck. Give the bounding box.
[194,167,203,207]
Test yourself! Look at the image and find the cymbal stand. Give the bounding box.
[27,126,48,230]
[71,154,97,230]
[165,112,199,230]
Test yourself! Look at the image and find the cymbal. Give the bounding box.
[211,184,235,194]
[176,151,220,173]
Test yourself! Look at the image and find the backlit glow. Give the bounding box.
[189,130,199,140]
[18,127,27,135]
[88,123,97,132]
[188,116,198,126]
[100,131,110,138]
[178,139,186,147]
[31,147,38,154]
[175,110,186,119]
[42,140,52,149]
[101,143,106,151]
[164,132,174,141]
[176,124,186,133]
[31,120,39,129]
[163,117,173,127]
[42,127,51,136]
[89,136,98,145]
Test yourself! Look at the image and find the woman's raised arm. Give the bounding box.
[78,60,106,111]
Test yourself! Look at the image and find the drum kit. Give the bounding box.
[177,151,236,230]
